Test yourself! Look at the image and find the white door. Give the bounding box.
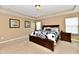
[36,21,41,30]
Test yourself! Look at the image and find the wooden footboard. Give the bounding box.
[29,35,54,51]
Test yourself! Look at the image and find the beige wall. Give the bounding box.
[0,11,79,42]
[0,13,35,42]
[42,16,65,31]
[41,12,79,40]
[42,12,79,31]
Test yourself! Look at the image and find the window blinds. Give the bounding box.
[65,17,79,34]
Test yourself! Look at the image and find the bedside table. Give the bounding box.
[61,31,71,42]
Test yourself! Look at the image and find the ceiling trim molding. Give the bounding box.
[37,6,79,19]
[0,5,79,20]
[0,7,36,20]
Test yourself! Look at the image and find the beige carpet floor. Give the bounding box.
[0,38,79,54]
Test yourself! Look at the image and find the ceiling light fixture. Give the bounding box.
[35,5,41,10]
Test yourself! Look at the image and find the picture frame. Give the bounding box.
[9,19,20,28]
[24,21,31,28]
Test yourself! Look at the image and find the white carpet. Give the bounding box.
[0,38,79,54]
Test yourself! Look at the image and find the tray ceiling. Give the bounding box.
[0,5,78,18]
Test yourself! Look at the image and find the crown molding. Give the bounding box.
[0,5,79,20]
[37,8,79,19]
[0,7,36,20]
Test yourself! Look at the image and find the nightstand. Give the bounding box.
[61,31,71,42]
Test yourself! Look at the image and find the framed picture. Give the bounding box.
[9,19,20,28]
[24,21,31,28]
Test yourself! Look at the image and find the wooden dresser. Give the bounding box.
[61,31,71,42]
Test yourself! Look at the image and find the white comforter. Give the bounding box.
[31,30,59,45]
[47,34,56,45]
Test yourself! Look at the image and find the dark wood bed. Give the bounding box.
[29,25,60,51]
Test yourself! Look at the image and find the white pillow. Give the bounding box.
[35,31,41,34]
[51,28,59,32]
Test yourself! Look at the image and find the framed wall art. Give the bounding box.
[9,19,20,28]
[24,21,31,28]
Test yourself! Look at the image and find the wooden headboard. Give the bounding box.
[42,25,59,29]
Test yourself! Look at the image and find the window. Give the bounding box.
[35,21,42,30]
[65,17,79,34]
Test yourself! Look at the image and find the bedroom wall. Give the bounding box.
[41,12,79,40]
[41,12,78,31]
[0,13,35,42]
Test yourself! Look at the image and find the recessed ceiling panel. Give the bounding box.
[0,5,75,17]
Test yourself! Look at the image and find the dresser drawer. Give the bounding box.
[61,31,71,42]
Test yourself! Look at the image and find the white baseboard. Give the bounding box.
[0,35,29,44]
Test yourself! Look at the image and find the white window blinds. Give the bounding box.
[65,17,79,34]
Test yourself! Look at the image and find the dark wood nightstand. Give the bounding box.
[61,31,71,42]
